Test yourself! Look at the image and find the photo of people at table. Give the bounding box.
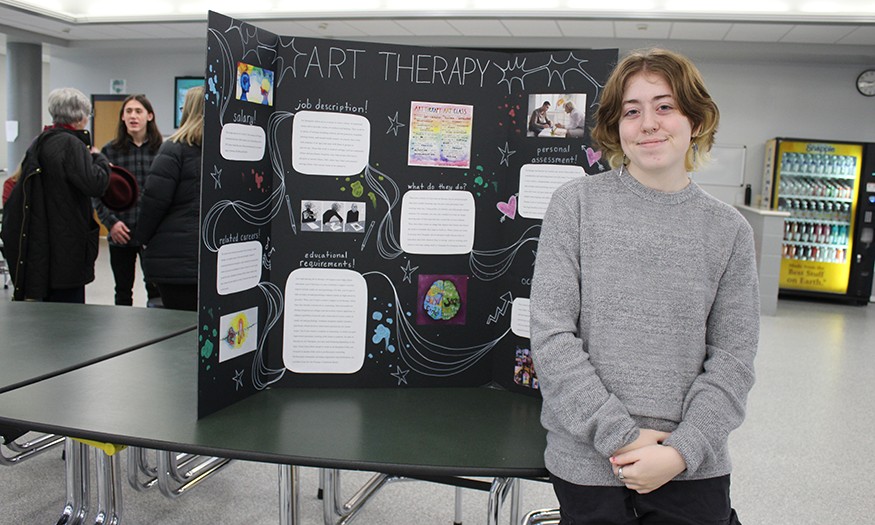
[300,200,366,233]
[526,94,587,138]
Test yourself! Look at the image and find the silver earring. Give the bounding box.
[692,142,699,170]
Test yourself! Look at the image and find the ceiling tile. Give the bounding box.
[292,20,368,38]
[723,23,793,42]
[556,20,615,38]
[669,22,732,41]
[446,19,511,37]
[158,22,209,39]
[500,19,561,37]
[614,21,672,39]
[836,26,875,45]
[249,21,321,38]
[88,23,155,39]
[779,24,857,44]
[114,23,186,39]
[393,19,461,36]
[344,19,414,37]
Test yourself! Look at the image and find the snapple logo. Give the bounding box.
[806,144,837,154]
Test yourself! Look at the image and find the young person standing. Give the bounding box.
[95,94,163,306]
[530,49,759,524]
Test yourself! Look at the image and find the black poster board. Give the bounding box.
[198,11,617,418]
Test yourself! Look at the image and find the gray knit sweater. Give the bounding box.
[530,167,759,486]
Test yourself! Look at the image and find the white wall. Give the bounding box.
[45,45,207,143]
[698,60,875,204]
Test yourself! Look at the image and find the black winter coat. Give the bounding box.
[1,127,110,300]
[137,139,201,284]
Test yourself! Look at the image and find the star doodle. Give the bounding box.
[233,369,244,390]
[400,260,419,283]
[225,20,263,63]
[272,37,308,87]
[498,142,516,167]
[496,56,529,94]
[210,166,222,189]
[386,111,406,136]
[391,366,410,385]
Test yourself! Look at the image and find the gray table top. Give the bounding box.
[0,330,548,478]
[0,301,196,393]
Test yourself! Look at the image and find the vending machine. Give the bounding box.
[762,138,875,305]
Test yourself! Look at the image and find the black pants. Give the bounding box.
[550,473,741,525]
[109,245,159,306]
[156,283,198,312]
[44,286,85,304]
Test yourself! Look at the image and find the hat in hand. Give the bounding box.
[101,164,138,212]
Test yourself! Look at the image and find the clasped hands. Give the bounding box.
[610,429,686,494]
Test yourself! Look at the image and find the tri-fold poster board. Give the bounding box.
[198,11,618,417]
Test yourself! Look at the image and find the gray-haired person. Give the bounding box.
[1,87,111,302]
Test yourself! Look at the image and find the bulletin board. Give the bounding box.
[197,11,617,417]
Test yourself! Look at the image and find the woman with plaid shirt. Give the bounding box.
[94,94,163,306]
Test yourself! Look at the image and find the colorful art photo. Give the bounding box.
[526,93,587,138]
[416,275,468,325]
[236,62,275,106]
[408,102,473,169]
[219,307,259,363]
[514,347,539,389]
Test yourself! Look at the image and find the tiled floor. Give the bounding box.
[1,238,874,524]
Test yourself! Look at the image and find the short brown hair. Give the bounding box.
[592,48,719,171]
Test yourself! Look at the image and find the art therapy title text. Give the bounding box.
[293,45,492,87]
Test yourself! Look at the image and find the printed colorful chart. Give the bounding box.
[408,102,474,168]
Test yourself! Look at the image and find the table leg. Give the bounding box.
[486,477,516,525]
[94,451,122,525]
[509,477,520,525]
[0,432,64,465]
[278,465,300,525]
[454,486,463,525]
[321,469,402,525]
[157,451,232,498]
[126,447,158,492]
[521,508,560,525]
[56,438,89,525]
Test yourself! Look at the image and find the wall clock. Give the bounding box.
[857,69,875,97]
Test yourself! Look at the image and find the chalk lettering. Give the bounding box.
[380,52,490,87]
[233,109,257,125]
[304,46,364,79]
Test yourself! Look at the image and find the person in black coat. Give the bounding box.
[137,85,204,311]
[1,87,111,302]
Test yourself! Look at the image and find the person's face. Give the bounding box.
[540,104,549,114]
[122,99,153,136]
[564,106,572,114]
[619,72,694,178]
